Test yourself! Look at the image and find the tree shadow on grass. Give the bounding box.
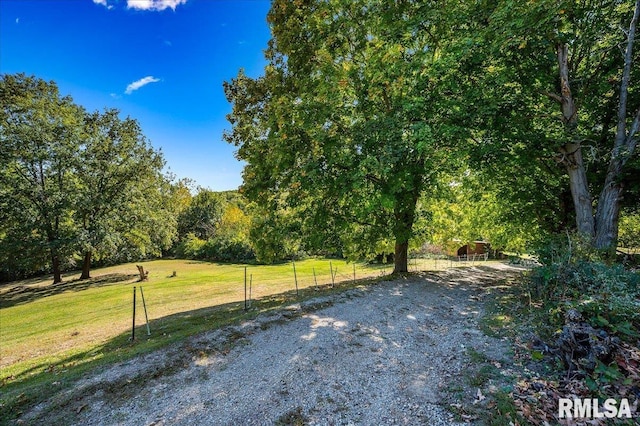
[0,266,522,424]
[0,273,138,309]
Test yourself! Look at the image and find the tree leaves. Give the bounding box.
[0,74,175,282]
[225,0,480,271]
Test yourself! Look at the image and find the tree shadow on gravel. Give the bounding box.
[0,273,138,309]
[429,264,529,287]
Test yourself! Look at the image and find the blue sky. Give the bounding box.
[0,0,272,191]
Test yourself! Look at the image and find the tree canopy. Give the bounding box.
[0,74,177,282]
[1,74,84,283]
[225,0,479,272]
[472,0,640,250]
[76,108,168,278]
[225,0,640,266]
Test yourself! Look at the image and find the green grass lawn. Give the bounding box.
[0,256,493,423]
[0,256,489,383]
[0,258,391,384]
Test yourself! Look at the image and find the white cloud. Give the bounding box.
[127,0,187,11]
[93,0,114,9]
[125,76,160,94]
[15,18,19,24]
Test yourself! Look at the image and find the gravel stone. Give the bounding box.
[24,264,521,425]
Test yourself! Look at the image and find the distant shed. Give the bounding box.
[456,241,490,257]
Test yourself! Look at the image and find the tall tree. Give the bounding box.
[114,170,181,262]
[225,0,471,272]
[76,109,165,279]
[1,74,180,282]
[0,74,83,283]
[480,0,640,251]
[593,0,640,248]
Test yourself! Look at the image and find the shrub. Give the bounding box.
[528,234,640,341]
[176,233,255,263]
[175,233,207,259]
[201,236,254,263]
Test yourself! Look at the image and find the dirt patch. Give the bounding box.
[19,264,524,425]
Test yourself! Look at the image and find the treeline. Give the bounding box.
[174,190,253,263]
[4,0,640,282]
[0,74,252,283]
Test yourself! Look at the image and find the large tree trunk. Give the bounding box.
[556,44,596,239]
[394,240,409,273]
[80,251,92,280]
[594,181,622,250]
[52,253,62,284]
[563,143,595,237]
[392,187,421,274]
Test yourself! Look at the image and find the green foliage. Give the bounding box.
[247,203,304,263]
[177,189,225,240]
[224,0,484,272]
[174,189,254,263]
[481,390,524,426]
[0,73,84,282]
[176,233,254,264]
[76,108,172,276]
[202,236,254,263]
[425,169,539,254]
[0,74,178,281]
[175,233,207,259]
[586,360,623,392]
[529,235,640,341]
[618,210,640,252]
[472,0,640,249]
[531,232,602,266]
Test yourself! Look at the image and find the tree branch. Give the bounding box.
[625,106,640,148]
[333,163,386,187]
[621,106,640,168]
[545,92,562,103]
[614,0,640,151]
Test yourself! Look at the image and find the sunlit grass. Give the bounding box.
[0,258,392,383]
[0,256,505,423]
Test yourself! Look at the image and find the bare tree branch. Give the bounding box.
[614,0,640,152]
[545,91,562,103]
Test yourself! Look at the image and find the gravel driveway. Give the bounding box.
[28,264,520,425]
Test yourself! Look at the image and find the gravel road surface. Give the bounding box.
[24,264,520,425]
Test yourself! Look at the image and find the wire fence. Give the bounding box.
[1,255,496,379]
[406,253,493,272]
